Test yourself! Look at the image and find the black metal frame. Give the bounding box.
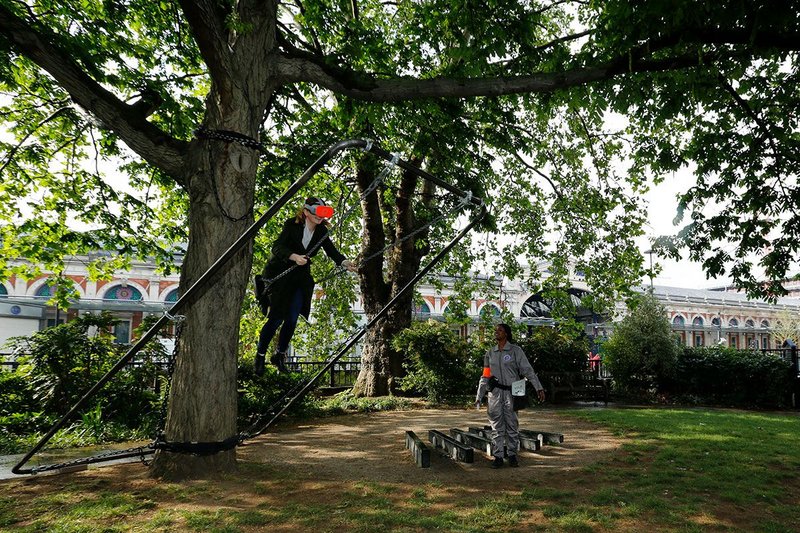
[12,139,486,475]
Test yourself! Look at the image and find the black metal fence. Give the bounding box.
[287,360,361,389]
[761,347,800,377]
[2,352,362,389]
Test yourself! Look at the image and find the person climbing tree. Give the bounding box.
[254,197,357,375]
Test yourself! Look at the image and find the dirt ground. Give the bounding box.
[236,406,622,486]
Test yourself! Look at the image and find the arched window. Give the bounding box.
[165,288,180,303]
[413,301,431,316]
[728,318,739,328]
[35,282,56,298]
[103,285,143,301]
[672,315,685,326]
[711,317,721,327]
[760,319,770,329]
[479,304,501,318]
[0,284,7,297]
[745,319,755,328]
[692,317,704,327]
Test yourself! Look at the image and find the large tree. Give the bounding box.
[2,0,798,478]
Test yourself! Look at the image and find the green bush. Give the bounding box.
[603,294,679,394]
[236,362,316,426]
[0,370,36,417]
[316,390,412,415]
[517,327,588,374]
[0,312,171,452]
[392,321,479,403]
[663,347,794,408]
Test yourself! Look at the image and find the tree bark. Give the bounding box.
[148,85,265,478]
[352,161,429,396]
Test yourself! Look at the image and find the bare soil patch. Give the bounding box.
[237,406,622,488]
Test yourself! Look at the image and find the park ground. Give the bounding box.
[1,406,799,532]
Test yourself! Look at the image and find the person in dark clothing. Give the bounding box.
[254,197,356,375]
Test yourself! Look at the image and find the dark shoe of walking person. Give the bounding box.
[491,457,503,469]
[254,353,266,377]
[270,351,289,373]
[508,455,519,467]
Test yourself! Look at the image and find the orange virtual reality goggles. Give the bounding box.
[304,203,334,218]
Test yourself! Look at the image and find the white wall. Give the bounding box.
[0,317,40,350]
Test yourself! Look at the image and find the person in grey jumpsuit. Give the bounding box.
[475,323,545,468]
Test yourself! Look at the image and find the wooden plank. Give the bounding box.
[449,428,492,457]
[405,430,430,468]
[428,430,474,463]
[470,426,541,451]
[520,429,564,444]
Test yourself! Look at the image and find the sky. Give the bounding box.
[637,169,731,290]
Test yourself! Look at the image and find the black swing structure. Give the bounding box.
[12,138,487,476]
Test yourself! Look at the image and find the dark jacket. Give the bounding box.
[262,218,346,320]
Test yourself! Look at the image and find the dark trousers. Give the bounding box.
[257,287,303,354]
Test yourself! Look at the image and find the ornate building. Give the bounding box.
[3,256,800,352]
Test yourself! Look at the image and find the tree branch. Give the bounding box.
[275,50,715,101]
[0,4,188,181]
[176,0,232,82]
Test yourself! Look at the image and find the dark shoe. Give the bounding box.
[254,354,266,377]
[508,455,519,467]
[270,351,289,373]
[491,457,503,469]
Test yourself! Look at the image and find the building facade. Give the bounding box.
[3,256,800,353]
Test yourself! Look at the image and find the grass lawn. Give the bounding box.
[1,406,798,532]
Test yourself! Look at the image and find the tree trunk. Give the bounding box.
[352,162,429,396]
[149,96,262,479]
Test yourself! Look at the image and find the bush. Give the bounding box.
[603,294,679,394]
[517,327,588,374]
[0,370,37,417]
[316,390,413,415]
[237,362,317,426]
[0,312,171,453]
[392,321,479,403]
[663,346,794,408]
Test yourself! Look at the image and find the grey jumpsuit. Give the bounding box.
[475,342,544,459]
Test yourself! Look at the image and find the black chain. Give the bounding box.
[315,191,474,285]
[29,444,154,474]
[195,127,265,152]
[149,313,185,456]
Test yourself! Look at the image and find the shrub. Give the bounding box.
[393,320,478,403]
[316,390,413,415]
[663,346,794,408]
[236,362,315,426]
[603,293,679,394]
[0,312,170,453]
[517,327,588,374]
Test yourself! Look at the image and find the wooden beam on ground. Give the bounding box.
[450,428,492,458]
[405,430,430,468]
[428,430,474,463]
[520,429,564,444]
[471,426,541,451]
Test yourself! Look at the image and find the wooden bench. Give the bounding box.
[540,371,611,403]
